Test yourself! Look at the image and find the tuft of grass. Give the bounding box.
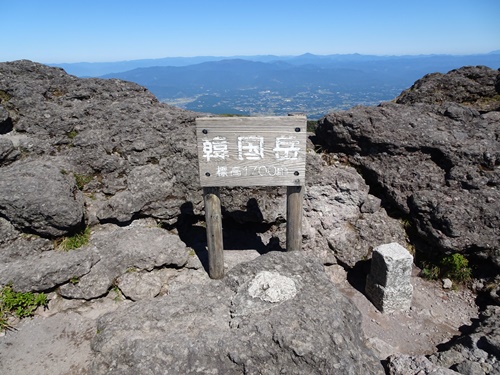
[421,263,440,280]
[67,129,78,139]
[55,227,91,251]
[111,285,123,302]
[420,253,472,283]
[74,173,93,190]
[0,284,49,331]
[401,218,413,230]
[0,90,12,103]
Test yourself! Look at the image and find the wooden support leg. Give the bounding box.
[286,186,304,251]
[203,187,224,279]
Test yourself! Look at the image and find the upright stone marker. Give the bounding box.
[196,116,307,278]
[365,243,414,313]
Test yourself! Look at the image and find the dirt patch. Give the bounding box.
[330,264,478,359]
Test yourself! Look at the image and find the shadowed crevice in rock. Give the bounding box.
[0,116,13,134]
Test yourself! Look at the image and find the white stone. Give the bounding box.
[442,278,453,289]
[248,271,297,303]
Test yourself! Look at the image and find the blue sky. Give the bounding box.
[2,0,499,63]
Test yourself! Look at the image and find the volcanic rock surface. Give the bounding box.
[316,65,500,270]
[0,60,499,374]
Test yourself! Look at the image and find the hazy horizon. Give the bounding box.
[2,0,499,64]
[43,50,500,65]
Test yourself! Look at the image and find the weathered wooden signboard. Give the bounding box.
[195,116,307,279]
[196,116,306,187]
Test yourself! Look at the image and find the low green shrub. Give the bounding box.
[0,284,48,331]
[420,253,472,283]
[440,253,472,282]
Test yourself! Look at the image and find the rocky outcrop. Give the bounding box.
[0,60,201,227]
[396,65,500,112]
[90,251,385,375]
[428,305,500,375]
[3,59,496,373]
[0,159,85,237]
[0,60,406,279]
[388,305,500,374]
[316,66,500,269]
[386,354,460,375]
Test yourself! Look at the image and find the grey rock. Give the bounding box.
[0,104,9,124]
[0,247,99,292]
[2,235,54,262]
[396,65,500,112]
[316,66,500,268]
[0,60,407,270]
[0,159,85,237]
[0,60,200,228]
[453,361,487,375]
[96,164,175,223]
[0,137,19,165]
[302,152,407,266]
[428,305,500,375]
[387,354,460,375]
[0,216,19,245]
[59,224,188,299]
[116,271,163,301]
[442,278,453,289]
[90,252,384,374]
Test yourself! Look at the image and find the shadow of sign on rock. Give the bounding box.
[175,199,285,274]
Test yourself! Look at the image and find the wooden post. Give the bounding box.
[286,185,303,251]
[203,187,224,279]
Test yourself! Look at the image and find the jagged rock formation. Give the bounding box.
[387,305,500,374]
[316,65,500,270]
[0,60,406,373]
[316,65,500,375]
[429,305,500,374]
[90,251,385,375]
[0,59,406,274]
[1,60,499,374]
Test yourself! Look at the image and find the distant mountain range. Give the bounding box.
[51,52,500,119]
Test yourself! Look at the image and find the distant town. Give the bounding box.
[55,52,500,120]
[165,86,404,119]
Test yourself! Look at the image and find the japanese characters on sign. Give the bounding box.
[196,116,307,187]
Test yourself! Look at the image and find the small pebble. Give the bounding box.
[442,278,453,289]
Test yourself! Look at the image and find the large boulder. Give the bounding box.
[90,251,385,374]
[303,152,407,266]
[59,224,189,299]
[316,66,500,269]
[0,158,85,237]
[0,247,99,293]
[0,60,201,227]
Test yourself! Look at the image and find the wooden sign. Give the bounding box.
[195,115,307,279]
[196,116,307,187]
